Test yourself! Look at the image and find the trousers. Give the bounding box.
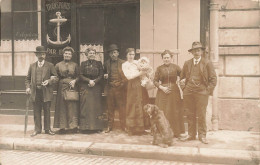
[33,88,51,132]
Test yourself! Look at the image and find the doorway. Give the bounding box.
[77,1,140,63]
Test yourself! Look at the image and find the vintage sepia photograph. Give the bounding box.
[0,0,259,164]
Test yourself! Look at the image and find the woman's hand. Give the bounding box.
[104,74,108,79]
[69,79,76,88]
[159,85,171,94]
[88,80,95,87]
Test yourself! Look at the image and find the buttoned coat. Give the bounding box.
[25,61,57,102]
[180,58,217,95]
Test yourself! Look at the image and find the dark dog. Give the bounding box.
[144,104,174,148]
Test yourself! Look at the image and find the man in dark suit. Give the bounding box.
[180,42,217,144]
[25,46,57,137]
[103,44,127,133]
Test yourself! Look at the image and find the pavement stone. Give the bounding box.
[0,124,259,164]
[0,150,222,165]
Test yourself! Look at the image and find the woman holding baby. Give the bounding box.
[154,50,185,139]
[122,48,150,135]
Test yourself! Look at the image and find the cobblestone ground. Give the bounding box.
[0,150,221,165]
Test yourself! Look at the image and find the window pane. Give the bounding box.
[79,7,104,45]
[1,12,12,40]
[13,12,38,40]
[13,0,37,11]
[0,53,12,75]
[14,52,37,76]
[14,40,41,75]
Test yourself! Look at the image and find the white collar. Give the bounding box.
[193,56,201,65]
[38,60,45,67]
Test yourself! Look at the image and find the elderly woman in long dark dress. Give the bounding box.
[79,48,104,132]
[122,48,150,135]
[154,50,185,138]
[54,47,79,134]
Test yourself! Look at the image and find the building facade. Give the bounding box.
[0,0,259,131]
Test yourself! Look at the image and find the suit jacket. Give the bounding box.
[103,58,127,87]
[180,57,217,95]
[25,61,58,102]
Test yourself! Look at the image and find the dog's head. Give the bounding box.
[144,104,159,118]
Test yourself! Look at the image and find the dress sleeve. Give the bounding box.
[94,61,104,83]
[122,62,140,80]
[153,67,160,88]
[79,61,90,82]
[176,64,182,76]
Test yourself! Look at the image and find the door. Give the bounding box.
[77,1,140,64]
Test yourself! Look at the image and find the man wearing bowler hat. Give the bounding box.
[25,46,57,137]
[103,44,127,133]
[180,41,217,144]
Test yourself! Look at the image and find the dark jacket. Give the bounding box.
[180,58,217,95]
[25,61,57,102]
[103,58,127,88]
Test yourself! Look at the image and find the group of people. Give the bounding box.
[25,41,217,144]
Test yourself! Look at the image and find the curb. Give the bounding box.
[0,137,259,164]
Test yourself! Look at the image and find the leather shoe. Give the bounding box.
[31,131,41,137]
[56,129,66,134]
[45,130,55,135]
[104,127,112,133]
[199,137,208,144]
[180,135,196,141]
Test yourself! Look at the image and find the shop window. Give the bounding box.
[0,0,38,40]
[1,13,12,41]
[13,12,38,40]
[13,0,37,11]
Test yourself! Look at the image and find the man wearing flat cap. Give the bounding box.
[180,41,217,144]
[25,46,58,137]
[103,44,127,133]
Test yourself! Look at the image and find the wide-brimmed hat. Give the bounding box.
[188,42,205,52]
[34,46,46,53]
[106,44,119,52]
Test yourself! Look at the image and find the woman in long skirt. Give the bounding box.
[79,47,104,132]
[54,47,79,134]
[122,48,150,135]
[154,50,185,138]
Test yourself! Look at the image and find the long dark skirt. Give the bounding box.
[125,77,150,134]
[79,83,104,130]
[155,84,185,137]
[54,80,79,129]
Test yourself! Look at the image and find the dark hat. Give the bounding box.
[106,44,119,52]
[34,46,46,53]
[188,42,205,52]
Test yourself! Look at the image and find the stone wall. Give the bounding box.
[216,0,260,131]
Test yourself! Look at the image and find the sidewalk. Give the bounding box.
[0,124,259,164]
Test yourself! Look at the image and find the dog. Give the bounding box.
[144,104,174,148]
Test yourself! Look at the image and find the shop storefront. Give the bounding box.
[0,0,205,109]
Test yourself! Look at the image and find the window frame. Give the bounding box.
[0,0,42,76]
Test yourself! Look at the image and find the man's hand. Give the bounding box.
[179,79,186,86]
[26,88,31,95]
[104,74,108,79]
[88,80,95,87]
[42,80,49,86]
